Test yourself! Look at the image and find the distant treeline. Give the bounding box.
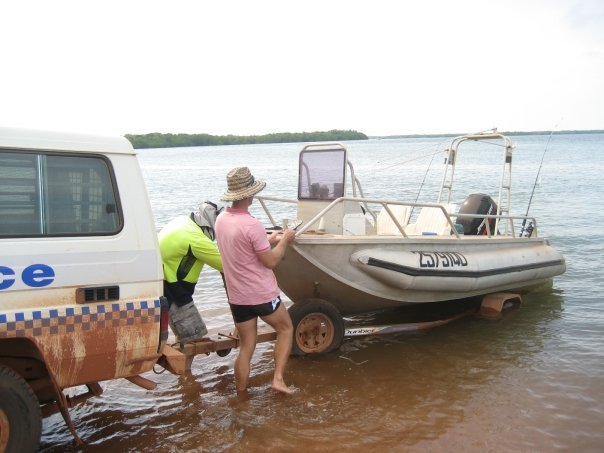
[371,129,604,139]
[126,129,368,149]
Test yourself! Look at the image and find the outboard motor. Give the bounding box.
[456,193,498,235]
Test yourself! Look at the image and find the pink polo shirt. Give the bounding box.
[215,207,280,305]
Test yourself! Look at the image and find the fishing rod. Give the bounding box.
[408,143,440,220]
[520,128,556,237]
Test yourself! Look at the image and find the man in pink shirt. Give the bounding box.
[215,166,296,394]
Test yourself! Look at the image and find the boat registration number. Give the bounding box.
[413,251,468,268]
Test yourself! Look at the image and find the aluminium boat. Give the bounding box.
[256,131,566,353]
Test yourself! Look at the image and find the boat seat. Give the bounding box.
[376,205,411,235]
[405,204,456,235]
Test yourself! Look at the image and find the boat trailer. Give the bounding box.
[159,292,521,374]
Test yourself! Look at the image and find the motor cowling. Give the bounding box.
[456,193,498,235]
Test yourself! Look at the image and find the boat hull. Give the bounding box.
[274,235,565,315]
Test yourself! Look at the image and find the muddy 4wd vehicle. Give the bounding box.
[0,127,172,452]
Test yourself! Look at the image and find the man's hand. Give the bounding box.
[268,230,280,246]
[268,228,296,246]
[260,228,296,269]
[281,228,295,244]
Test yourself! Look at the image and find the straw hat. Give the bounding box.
[221,167,266,201]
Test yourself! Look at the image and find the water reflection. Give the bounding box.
[40,288,568,452]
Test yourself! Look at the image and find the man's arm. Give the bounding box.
[257,229,295,269]
[193,235,223,272]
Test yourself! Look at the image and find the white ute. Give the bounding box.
[0,127,171,451]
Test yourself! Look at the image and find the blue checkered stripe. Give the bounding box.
[0,300,161,338]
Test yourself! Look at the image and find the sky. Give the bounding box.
[1,0,603,137]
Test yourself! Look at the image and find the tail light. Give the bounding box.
[158,296,169,351]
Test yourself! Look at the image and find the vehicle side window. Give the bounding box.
[0,151,121,237]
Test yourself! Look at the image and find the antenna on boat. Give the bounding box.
[520,126,557,236]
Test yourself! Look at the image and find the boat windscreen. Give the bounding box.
[298,149,346,200]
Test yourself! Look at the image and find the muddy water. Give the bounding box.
[39,135,604,451]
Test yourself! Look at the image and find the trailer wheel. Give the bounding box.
[0,365,41,453]
[288,299,345,356]
[216,348,231,357]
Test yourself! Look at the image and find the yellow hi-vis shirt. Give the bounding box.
[158,215,223,306]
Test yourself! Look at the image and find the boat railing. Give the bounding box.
[454,212,538,238]
[255,195,538,239]
[256,195,299,228]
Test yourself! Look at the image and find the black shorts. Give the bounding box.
[229,296,282,323]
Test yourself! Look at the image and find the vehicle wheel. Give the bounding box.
[288,299,345,356]
[0,365,41,453]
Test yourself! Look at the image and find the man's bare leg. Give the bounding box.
[262,303,294,394]
[234,317,258,393]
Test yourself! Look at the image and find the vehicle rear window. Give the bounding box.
[0,151,121,237]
